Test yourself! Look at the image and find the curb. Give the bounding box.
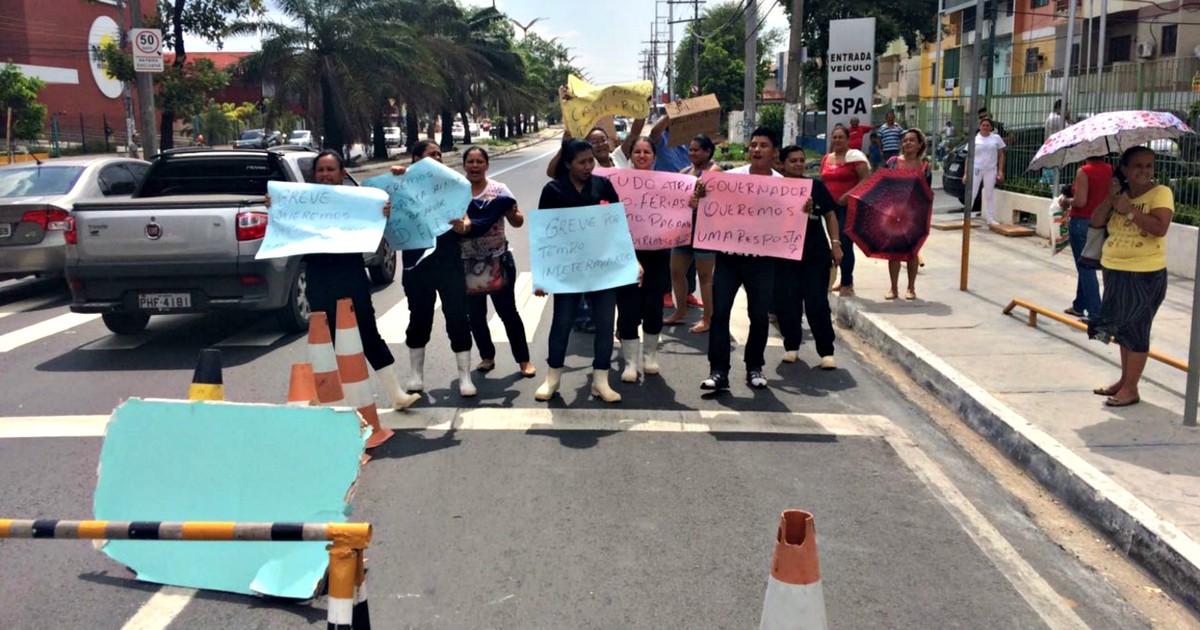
[835,298,1200,612]
[345,130,562,175]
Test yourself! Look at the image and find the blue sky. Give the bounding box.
[191,0,790,87]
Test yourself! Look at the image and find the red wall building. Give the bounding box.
[0,0,155,146]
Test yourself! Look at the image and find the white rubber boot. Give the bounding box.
[535,367,561,401]
[642,334,660,375]
[406,347,425,392]
[591,369,622,403]
[455,351,476,397]
[377,364,421,410]
[620,339,642,383]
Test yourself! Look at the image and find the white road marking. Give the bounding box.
[488,148,559,178]
[0,294,62,319]
[0,312,100,352]
[729,288,784,347]
[0,414,111,438]
[487,271,548,344]
[117,586,196,630]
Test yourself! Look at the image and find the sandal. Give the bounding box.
[476,359,496,372]
[1105,396,1141,408]
[838,286,855,297]
[830,283,841,293]
[905,289,917,300]
[689,321,710,333]
[884,290,897,300]
[1092,385,1121,396]
[519,363,537,378]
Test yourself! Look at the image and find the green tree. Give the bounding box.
[783,0,938,109]
[97,41,230,138]
[517,33,581,125]
[155,0,267,149]
[757,103,784,144]
[0,64,48,142]
[672,2,781,115]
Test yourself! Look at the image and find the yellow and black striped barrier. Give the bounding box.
[0,519,372,629]
[188,349,225,400]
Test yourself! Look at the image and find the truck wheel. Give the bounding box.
[102,312,150,335]
[368,240,397,286]
[276,266,311,333]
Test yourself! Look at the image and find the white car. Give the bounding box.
[451,123,466,142]
[383,127,404,147]
[287,130,314,148]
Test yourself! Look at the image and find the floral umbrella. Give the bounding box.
[845,169,934,262]
[1028,110,1194,170]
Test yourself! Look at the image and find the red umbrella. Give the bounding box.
[845,169,934,261]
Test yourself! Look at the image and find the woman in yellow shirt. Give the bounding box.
[1088,146,1174,407]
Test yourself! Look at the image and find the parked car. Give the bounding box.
[287,129,315,149]
[233,129,281,149]
[0,156,150,282]
[451,122,466,142]
[383,127,404,148]
[65,148,396,335]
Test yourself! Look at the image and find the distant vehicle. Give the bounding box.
[383,127,404,148]
[468,121,480,137]
[233,129,281,149]
[287,129,315,149]
[452,122,466,142]
[480,119,492,132]
[0,156,150,282]
[65,148,396,335]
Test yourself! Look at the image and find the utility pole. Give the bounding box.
[131,5,158,158]
[961,0,986,291]
[783,0,804,145]
[667,0,675,102]
[1060,0,1077,129]
[932,0,944,156]
[115,0,136,157]
[984,0,998,106]
[743,0,757,141]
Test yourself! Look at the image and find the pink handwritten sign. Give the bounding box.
[595,167,697,250]
[693,172,812,261]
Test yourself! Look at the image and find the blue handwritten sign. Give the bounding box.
[255,181,387,259]
[528,203,639,293]
[362,159,472,251]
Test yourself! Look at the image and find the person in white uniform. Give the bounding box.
[971,118,1006,226]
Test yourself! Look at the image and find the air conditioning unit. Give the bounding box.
[1137,41,1156,59]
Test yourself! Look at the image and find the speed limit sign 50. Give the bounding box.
[131,28,164,73]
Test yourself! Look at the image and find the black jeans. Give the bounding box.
[306,259,394,371]
[774,258,836,358]
[467,255,530,363]
[708,254,775,373]
[617,249,671,339]
[547,289,617,370]
[402,256,473,352]
[832,204,855,288]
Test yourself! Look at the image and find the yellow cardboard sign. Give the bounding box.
[562,75,652,139]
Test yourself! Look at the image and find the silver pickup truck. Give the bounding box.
[65,148,396,335]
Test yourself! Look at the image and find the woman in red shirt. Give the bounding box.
[820,125,871,296]
[1058,155,1113,321]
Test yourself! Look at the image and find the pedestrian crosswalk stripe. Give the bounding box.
[0,294,62,319]
[0,312,100,353]
[730,288,784,347]
[377,296,440,345]
[487,271,548,344]
[80,332,153,351]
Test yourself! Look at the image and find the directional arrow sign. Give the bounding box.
[834,76,865,91]
[826,17,876,142]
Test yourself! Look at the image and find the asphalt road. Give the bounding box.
[0,140,1153,629]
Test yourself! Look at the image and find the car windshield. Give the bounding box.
[289,131,309,139]
[240,130,263,140]
[0,166,85,198]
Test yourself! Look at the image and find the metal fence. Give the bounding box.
[891,57,1200,224]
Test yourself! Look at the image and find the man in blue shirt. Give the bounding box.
[649,114,693,172]
[877,111,903,162]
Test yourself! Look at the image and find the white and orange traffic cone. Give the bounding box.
[334,298,394,449]
[759,510,827,630]
[286,363,319,407]
[307,312,346,407]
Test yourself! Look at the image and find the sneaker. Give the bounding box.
[687,294,704,308]
[820,356,836,370]
[747,371,768,389]
[700,372,730,390]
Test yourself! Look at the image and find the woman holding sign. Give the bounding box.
[534,139,626,404]
[665,133,722,332]
[460,146,537,379]
[268,150,421,410]
[615,136,672,383]
[776,145,841,370]
[821,125,871,297]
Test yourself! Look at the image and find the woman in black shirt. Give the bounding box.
[775,145,841,370]
[534,140,625,403]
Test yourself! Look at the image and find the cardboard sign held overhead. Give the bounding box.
[665,94,721,147]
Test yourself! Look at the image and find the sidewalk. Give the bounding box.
[834,223,1200,610]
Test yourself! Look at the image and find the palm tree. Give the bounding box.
[231,0,424,156]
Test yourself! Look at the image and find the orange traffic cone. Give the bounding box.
[759,510,827,630]
[286,363,319,407]
[307,312,346,406]
[334,298,394,449]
